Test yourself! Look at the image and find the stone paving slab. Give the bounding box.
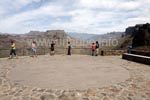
[0,55,150,100]
[8,55,129,89]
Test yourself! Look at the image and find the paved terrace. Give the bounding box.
[0,55,150,100]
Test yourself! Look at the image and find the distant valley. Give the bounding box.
[0,23,150,53]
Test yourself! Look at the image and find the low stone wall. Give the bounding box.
[0,48,128,57]
[101,50,127,56]
[0,49,10,58]
[0,48,92,57]
[130,50,150,57]
[122,53,150,65]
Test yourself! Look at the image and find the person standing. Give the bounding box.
[9,41,18,59]
[95,41,99,56]
[31,41,37,58]
[67,41,71,55]
[50,41,55,56]
[127,45,132,54]
[91,43,96,56]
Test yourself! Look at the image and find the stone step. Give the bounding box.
[122,53,150,65]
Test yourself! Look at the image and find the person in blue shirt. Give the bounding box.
[128,45,132,54]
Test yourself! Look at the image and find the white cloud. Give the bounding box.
[125,17,150,26]
[0,0,149,34]
[78,0,117,9]
[0,3,66,33]
[117,1,140,11]
[0,7,5,15]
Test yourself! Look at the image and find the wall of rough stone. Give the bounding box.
[101,50,127,56]
[122,53,150,65]
[0,48,128,58]
[0,48,92,57]
[130,50,150,57]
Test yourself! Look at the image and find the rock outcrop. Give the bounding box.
[132,23,150,47]
[125,26,136,36]
[0,30,75,57]
[115,23,150,50]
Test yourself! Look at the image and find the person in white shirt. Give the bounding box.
[31,41,37,57]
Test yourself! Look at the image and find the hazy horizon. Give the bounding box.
[0,30,124,35]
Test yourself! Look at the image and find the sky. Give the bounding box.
[0,0,150,34]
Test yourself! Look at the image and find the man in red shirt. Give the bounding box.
[91,43,96,56]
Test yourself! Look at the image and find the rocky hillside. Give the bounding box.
[88,32,125,49]
[132,23,150,47]
[116,23,150,51]
[0,23,149,52]
[88,32,125,41]
[23,30,73,47]
[67,32,96,40]
[68,32,125,49]
[0,30,74,49]
[0,34,26,49]
[0,30,80,57]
